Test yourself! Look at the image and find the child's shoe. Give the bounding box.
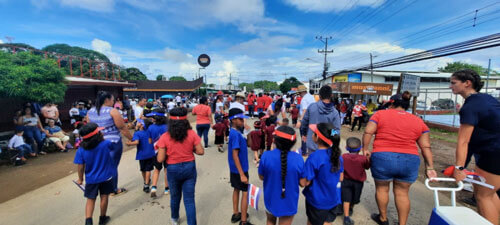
[231,213,241,223]
[98,215,110,225]
[85,218,93,225]
[143,184,150,193]
[239,221,254,225]
[171,218,179,225]
[164,187,170,195]
[150,186,157,198]
[343,216,354,225]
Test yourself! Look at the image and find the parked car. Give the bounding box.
[432,99,455,110]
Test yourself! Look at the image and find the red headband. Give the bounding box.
[170,115,187,120]
[309,124,333,147]
[82,127,104,140]
[274,130,296,141]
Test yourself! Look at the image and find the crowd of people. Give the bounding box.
[7,69,499,225]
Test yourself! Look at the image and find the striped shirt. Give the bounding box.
[87,106,121,143]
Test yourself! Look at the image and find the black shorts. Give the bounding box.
[292,118,298,125]
[153,155,167,170]
[215,135,224,145]
[477,151,500,175]
[260,135,265,150]
[139,157,154,172]
[84,179,114,199]
[305,201,338,225]
[230,172,249,192]
[341,179,364,204]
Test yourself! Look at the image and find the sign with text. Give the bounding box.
[331,82,393,95]
[197,54,211,67]
[400,73,420,97]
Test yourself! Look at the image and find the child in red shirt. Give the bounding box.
[290,104,299,126]
[341,137,370,225]
[264,115,277,151]
[248,121,264,166]
[212,116,228,153]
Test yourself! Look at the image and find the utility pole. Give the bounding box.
[316,36,334,80]
[370,53,374,83]
[486,59,491,93]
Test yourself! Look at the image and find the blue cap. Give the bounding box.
[146,112,166,117]
[346,146,362,152]
[229,113,249,120]
[136,118,145,127]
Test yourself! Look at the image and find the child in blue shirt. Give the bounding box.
[227,108,253,225]
[74,122,116,225]
[302,123,343,225]
[258,125,305,225]
[146,108,169,198]
[126,119,156,193]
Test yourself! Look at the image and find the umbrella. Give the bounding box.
[161,94,174,99]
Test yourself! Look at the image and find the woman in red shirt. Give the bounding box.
[192,97,213,148]
[362,93,436,225]
[157,107,204,225]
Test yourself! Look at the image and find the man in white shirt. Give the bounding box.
[69,103,80,124]
[176,93,182,106]
[229,92,246,112]
[296,85,315,156]
[134,97,146,120]
[167,99,176,112]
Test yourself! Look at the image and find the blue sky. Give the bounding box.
[1,0,499,83]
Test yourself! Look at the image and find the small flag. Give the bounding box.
[73,180,85,191]
[248,184,261,210]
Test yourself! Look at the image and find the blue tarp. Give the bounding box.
[161,94,174,99]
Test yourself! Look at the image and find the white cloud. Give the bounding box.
[60,0,114,12]
[119,47,192,63]
[91,38,121,64]
[284,0,384,13]
[0,39,3,44]
[230,35,302,55]
[335,42,423,55]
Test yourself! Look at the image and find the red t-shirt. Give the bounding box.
[370,109,429,155]
[342,153,370,182]
[247,94,256,105]
[249,129,263,151]
[265,125,276,147]
[340,104,347,113]
[291,108,299,119]
[192,104,212,124]
[353,104,367,117]
[212,122,227,136]
[256,97,265,110]
[296,96,302,105]
[156,129,201,164]
[264,96,273,109]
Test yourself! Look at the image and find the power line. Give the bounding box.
[318,0,357,35]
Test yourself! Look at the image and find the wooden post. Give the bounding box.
[412,96,418,115]
[396,73,403,94]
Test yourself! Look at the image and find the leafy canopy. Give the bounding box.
[0,51,67,103]
[279,77,303,93]
[438,61,498,75]
[169,76,187,81]
[122,67,147,81]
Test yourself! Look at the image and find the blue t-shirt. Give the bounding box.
[303,148,344,210]
[258,149,305,217]
[460,93,500,155]
[132,130,156,160]
[227,128,249,173]
[45,126,62,134]
[79,109,88,117]
[73,140,116,184]
[148,124,168,143]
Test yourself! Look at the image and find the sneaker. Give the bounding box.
[150,186,157,198]
[171,218,179,225]
[164,187,170,195]
[143,185,150,193]
[343,216,354,225]
[370,213,389,225]
[98,216,110,225]
[231,213,241,223]
[14,160,26,166]
[239,221,254,225]
[85,218,93,225]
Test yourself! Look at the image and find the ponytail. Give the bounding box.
[316,123,341,173]
[95,91,113,116]
[451,69,484,92]
[274,126,296,199]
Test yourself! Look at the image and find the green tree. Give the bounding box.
[156,74,166,81]
[239,82,255,91]
[438,61,498,75]
[279,77,303,93]
[0,51,67,103]
[254,80,279,92]
[122,67,147,81]
[169,76,187,81]
[42,44,110,62]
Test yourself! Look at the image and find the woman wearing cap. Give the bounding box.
[192,96,213,148]
[157,107,205,225]
[450,69,500,224]
[86,91,133,195]
[362,92,436,225]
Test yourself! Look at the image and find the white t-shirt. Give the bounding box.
[134,105,144,119]
[176,96,182,103]
[167,102,176,111]
[229,102,246,112]
[8,135,25,148]
[69,107,79,124]
[216,102,224,113]
[130,100,137,108]
[300,93,315,116]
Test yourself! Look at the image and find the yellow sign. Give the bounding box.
[333,74,348,82]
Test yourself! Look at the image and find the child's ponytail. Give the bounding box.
[274,126,296,199]
[316,123,341,172]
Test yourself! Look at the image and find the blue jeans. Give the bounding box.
[257,108,263,114]
[23,126,43,153]
[370,152,420,183]
[248,105,254,117]
[109,140,123,191]
[196,124,210,147]
[167,161,197,225]
[15,144,33,157]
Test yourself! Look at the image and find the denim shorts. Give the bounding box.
[370,152,420,183]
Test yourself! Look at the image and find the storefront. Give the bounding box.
[331,82,394,101]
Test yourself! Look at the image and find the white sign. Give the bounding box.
[400,74,420,97]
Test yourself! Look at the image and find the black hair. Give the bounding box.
[391,91,412,110]
[316,123,341,172]
[258,112,266,119]
[79,122,104,150]
[274,99,283,113]
[15,128,24,134]
[95,91,113,116]
[319,85,332,100]
[266,115,277,126]
[258,93,263,97]
[168,107,191,142]
[145,102,153,109]
[143,118,153,130]
[346,137,362,151]
[309,90,314,95]
[143,108,152,117]
[282,118,289,123]
[274,126,296,198]
[22,106,35,117]
[152,108,167,125]
[199,96,208,104]
[451,69,484,92]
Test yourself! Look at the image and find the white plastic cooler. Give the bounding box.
[426,178,492,225]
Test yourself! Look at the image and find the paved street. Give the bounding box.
[0,118,453,225]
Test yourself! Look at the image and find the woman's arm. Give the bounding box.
[110,108,133,140]
[157,147,166,162]
[417,132,437,179]
[362,121,377,158]
[194,143,204,155]
[453,124,474,181]
[126,140,139,146]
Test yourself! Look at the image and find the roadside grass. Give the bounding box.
[430,127,457,143]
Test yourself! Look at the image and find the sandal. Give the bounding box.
[112,188,127,196]
[39,151,47,155]
[370,213,389,225]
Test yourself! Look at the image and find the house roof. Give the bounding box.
[66,76,136,87]
[124,78,204,92]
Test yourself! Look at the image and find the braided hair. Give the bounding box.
[316,123,341,172]
[79,122,104,150]
[273,126,296,198]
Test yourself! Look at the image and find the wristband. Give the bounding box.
[455,166,465,171]
[426,168,435,171]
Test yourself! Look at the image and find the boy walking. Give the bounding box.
[227,108,253,225]
[341,137,370,225]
